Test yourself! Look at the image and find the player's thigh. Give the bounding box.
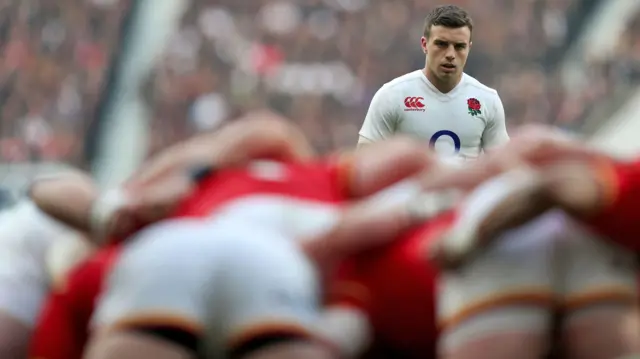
[84,330,196,359]
[91,219,219,353]
[212,229,324,358]
[559,229,640,359]
[437,215,560,359]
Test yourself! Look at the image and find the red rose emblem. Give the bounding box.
[467,98,481,110]
[467,98,482,116]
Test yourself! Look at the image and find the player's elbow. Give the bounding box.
[242,116,315,161]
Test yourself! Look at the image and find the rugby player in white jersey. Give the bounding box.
[0,197,85,359]
[358,5,509,160]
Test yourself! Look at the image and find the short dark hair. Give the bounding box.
[423,5,473,39]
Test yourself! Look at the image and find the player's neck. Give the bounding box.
[423,68,462,94]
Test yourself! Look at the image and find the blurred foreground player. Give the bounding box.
[29,123,435,359]
[433,170,639,359]
[422,125,640,254]
[83,138,435,359]
[321,165,639,359]
[30,111,317,243]
[358,5,509,160]
[0,198,84,359]
[325,208,454,359]
[413,130,640,359]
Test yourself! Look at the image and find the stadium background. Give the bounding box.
[0,0,639,197]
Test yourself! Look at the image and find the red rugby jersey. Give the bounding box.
[327,211,456,359]
[586,158,640,252]
[29,245,121,359]
[174,158,353,218]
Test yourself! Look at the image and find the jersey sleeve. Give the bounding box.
[481,94,509,150]
[584,159,640,252]
[359,85,399,143]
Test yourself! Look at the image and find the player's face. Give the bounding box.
[421,25,471,82]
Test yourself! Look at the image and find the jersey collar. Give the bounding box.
[420,70,467,101]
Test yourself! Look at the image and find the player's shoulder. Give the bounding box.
[460,73,501,103]
[379,70,425,93]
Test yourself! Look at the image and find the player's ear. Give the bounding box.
[420,36,428,54]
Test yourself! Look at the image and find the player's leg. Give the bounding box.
[0,313,31,359]
[437,212,563,359]
[213,224,336,359]
[84,219,216,359]
[557,224,640,359]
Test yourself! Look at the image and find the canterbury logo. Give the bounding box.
[404,97,425,111]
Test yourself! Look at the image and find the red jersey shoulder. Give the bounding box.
[586,158,640,251]
[59,245,122,317]
[175,158,350,218]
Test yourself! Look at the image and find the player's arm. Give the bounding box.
[357,85,399,148]
[128,111,315,187]
[305,139,441,265]
[30,113,317,241]
[29,172,99,234]
[429,158,637,268]
[347,137,432,198]
[542,159,640,251]
[421,126,604,193]
[480,94,509,150]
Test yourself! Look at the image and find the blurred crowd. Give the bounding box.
[0,0,639,163]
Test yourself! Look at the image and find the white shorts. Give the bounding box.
[92,216,322,358]
[438,209,638,350]
[0,201,71,326]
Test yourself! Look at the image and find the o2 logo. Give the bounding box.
[429,130,461,154]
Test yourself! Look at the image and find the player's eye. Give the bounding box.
[455,44,466,50]
[435,41,448,48]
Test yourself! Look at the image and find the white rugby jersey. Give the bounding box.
[0,200,75,325]
[359,70,509,161]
